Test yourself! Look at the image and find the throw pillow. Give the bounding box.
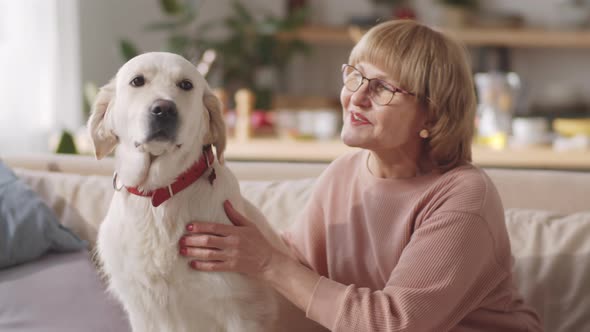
[505,208,590,332]
[0,161,87,268]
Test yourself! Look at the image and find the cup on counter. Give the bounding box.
[510,117,551,147]
[276,108,341,140]
[296,110,317,138]
[312,109,340,140]
[275,109,299,139]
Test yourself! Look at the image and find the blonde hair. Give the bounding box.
[349,20,476,172]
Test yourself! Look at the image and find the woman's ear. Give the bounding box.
[87,79,118,160]
[203,89,227,164]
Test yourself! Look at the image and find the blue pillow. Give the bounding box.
[0,161,87,269]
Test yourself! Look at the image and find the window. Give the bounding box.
[0,0,81,154]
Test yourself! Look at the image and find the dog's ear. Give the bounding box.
[203,89,227,164]
[87,79,118,160]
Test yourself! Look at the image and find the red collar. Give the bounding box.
[125,145,216,207]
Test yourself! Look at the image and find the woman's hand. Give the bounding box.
[181,200,322,313]
[179,200,281,279]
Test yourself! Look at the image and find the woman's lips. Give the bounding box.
[350,111,371,126]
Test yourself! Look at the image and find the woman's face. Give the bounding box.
[340,61,426,159]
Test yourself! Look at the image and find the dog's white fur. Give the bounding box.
[88,52,285,332]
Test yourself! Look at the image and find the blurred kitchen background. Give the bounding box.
[1,0,590,169]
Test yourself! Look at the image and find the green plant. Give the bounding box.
[55,130,78,154]
[120,0,310,110]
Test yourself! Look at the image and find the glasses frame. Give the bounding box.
[341,64,415,106]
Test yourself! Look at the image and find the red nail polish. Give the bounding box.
[190,261,198,269]
[179,247,187,255]
[179,237,186,246]
[186,224,194,232]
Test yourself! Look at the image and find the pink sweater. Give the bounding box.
[282,151,543,332]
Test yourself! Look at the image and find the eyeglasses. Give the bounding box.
[341,64,415,106]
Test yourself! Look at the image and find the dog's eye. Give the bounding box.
[130,76,145,87]
[177,80,193,91]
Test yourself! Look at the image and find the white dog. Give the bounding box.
[88,52,285,332]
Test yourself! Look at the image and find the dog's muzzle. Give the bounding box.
[147,99,178,142]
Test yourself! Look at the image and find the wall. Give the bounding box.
[79,0,166,88]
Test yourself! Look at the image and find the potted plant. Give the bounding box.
[120,0,310,111]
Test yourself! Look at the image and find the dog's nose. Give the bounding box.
[147,99,178,142]
[150,99,178,120]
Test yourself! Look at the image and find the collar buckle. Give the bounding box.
[112,172,123,191]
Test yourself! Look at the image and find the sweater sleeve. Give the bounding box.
[305,211,507,332]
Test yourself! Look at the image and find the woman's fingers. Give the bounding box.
[179,200,276,277]
[185,221,235,236]
[189,260,235,272]
[180,234,237,249]
[180,246,228,261]
[223,200,252,227]
[184,200,252,234]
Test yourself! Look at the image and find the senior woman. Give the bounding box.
[179,20,543,331]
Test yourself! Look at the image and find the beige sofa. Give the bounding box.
[2,153,590,331]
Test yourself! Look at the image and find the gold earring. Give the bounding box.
[419,129,429,138]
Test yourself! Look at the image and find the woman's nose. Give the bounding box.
[350,81,372,107]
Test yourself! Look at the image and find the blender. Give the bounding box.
[474,71,521,149]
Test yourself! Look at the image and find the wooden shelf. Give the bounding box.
[277,25,361,45]
[225,138,590,170]
[280,25,590,49]
[446,27,590,48]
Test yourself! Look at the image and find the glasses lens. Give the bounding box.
[342,66,362,92]
[368,80,394,105]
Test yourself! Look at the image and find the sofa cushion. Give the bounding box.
[506,209,590,331]
[0,162,87,268]
[240,178,316,232]
[487,169,590,214]
[0,250,130,332]
[9,163,590,331]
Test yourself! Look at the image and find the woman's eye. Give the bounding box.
[130,76,145,87]
[377,82,395,94]
[177,80,193,91]
[374,83,385,93]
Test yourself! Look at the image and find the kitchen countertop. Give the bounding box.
[225,138,590,171]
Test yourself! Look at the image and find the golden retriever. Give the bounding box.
[87,52,283,332]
